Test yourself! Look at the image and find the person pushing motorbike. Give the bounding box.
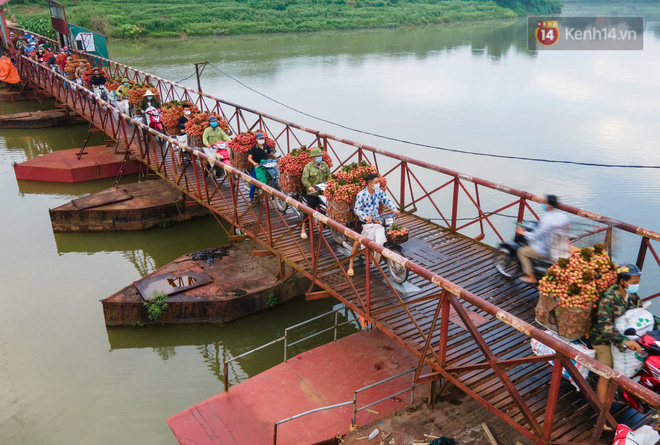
[299,147,331,239]
[347,173,399,277]
[247,132,276,202]
[590,263,659,405]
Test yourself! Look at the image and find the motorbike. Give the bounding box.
[202,142,232,178]
[619,329,660,413]
[249,158,288,212]
[492,220,554,280]
[365,213,409,284]
[144,106,164,133]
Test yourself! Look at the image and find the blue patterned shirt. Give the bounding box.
[354,186,397,222]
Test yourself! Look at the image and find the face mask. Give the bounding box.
[210,122,218,128]
[184,110,191,116]
[542,204,549,212]
[626,283,640,294]
[147,96,153,100]
[315,156,323,163]
[257,139,265,145]
[124,82,129,86]
[373,183,381,191]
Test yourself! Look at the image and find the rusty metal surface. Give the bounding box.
[10,31,660,444]
[72,188,132,210]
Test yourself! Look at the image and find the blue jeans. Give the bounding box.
[249,167,257,199]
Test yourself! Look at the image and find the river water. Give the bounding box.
[2,8,660,444]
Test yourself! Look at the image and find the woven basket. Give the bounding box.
[386,231,408,245]
[230,150,252,170]
[327,198,356,224]
[279,172,302,194]
[535,293,592,341]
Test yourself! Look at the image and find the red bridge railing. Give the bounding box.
[7,28,660,444]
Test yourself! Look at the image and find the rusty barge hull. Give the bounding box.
[49,179,210,232]
[101,242,311,326]
[0,108,76,128]
[14,145,144,183]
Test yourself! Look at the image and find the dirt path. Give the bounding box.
[341,386,533,445]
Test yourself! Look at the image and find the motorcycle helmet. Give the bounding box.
[617,263,643,278]
[208,116,217,122]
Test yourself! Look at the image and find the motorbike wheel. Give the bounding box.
[492,248,521,280]
[212,165,225,179]
[272,187,288,212]
[386,255,409,284]
[330,227,348,246]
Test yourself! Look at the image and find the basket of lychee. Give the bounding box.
[386,224,408,245]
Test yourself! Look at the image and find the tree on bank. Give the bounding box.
[8,0,561,39]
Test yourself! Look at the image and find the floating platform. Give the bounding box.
[49,180,210,232]
[167,328,426,445]
[14,145,143,183]
[0,108,76,128]
[101,241,311,326]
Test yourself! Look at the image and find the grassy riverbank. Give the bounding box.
[7,0,560,39]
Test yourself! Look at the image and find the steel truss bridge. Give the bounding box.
[6,28,660,444]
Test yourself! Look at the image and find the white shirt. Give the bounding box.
[525,209,570,258]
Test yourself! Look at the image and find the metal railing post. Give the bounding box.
[410,371,415,404]
[223,361,229,392]
[352,391,358,426]
[334,310,339,342]
[284,328,288,362]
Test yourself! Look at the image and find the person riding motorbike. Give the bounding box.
[590,263,660,405]
[202,116,230,147]
[178,104,192,135]
[247,131,276,202]
[516,194,570,284]
[299,147,331,239]
[90,68,106,88]
[137,90,161,123]
[347,173,399,277]
[115,78,131,100]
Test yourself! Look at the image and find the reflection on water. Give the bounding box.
[137,272,209,298]
[54,215,229,273]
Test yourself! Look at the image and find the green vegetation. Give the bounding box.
[144,290,169,321]
[7,0,560,39]
[267,292,278,308]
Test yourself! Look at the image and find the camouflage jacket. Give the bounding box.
[590,284,657,351]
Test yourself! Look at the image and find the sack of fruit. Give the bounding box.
[127,83,159,106]
[162,100,200,135]
[277,146,333,194]
[324,161,387,223]
[386,224,408,245]
[228,130,275,171]
[535,244,617,340]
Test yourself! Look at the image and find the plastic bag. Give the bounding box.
[613,424,660,445]
[614,307,654,340]
[611,345,647,378]
[361,223,386,263]
[530,330,596,390]
[612,307,654,378]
